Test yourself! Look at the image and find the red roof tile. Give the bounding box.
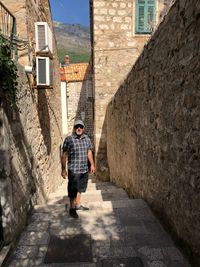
[60,63,91,82]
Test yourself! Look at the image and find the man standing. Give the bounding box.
[61,119,95,218]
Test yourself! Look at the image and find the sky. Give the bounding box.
[49,0,90,26]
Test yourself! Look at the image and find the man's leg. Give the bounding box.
[70,197,76,209]
[68,170,79,218]
[75,172,89,211]
[76,192,81,206]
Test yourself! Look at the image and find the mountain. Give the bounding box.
[53,21,91,63]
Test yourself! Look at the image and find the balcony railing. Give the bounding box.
[0,1,17,59]
[0,1,16,40]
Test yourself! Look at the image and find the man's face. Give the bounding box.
[75,124,84,136]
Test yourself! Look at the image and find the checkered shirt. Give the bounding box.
[62,134,93,173]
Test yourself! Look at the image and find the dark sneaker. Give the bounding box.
[76,205,89,211]
[69,208,79,218]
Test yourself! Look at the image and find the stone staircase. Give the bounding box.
[5,179,191,267]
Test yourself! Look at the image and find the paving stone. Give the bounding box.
[110,234,126,247]
[93,245,111,258]
[85,188,126,195]
[147,261,167,267]
[119,215,143,226]
[31,213,51,222]
[6,180,191,267]
[162,247,184,261]
[116,207,139,217]
[134,234,174,247]
[13,245,39,259]
[36,263,96,267]
[101,199,133,209]
[8,258,35,267]
[98,257,145,267]
[44,234,93,264]
[138,247,164,261]
[81,192,128,202]
[26,221,49,232]
[92,234,111,241]
[130,199,149,208]
[168,261,191,267]
[125,225,148,235]
[18,231,49,246]
[142,220,166,234]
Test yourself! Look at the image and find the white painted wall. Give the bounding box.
[60,81,68,136]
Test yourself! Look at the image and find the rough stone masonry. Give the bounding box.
[0,0,62,243]
[107,0,200,264]
[91,0,171,180]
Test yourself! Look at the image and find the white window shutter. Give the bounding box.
[36,57,52,86]
[35,22,53,53]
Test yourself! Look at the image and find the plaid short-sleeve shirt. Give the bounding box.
[62,134,93,174]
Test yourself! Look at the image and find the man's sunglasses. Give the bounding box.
[75,124,84,129]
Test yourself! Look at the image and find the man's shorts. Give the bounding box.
[68,170,89,198]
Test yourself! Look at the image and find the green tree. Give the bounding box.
[57,48,90,64]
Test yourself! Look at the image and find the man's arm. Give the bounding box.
[61,151,68,179]
[88,149,95,174]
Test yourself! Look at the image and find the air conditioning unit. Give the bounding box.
[35,22,53,54]
[36,57,53,86]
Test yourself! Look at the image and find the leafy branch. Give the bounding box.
[0,32,18,104]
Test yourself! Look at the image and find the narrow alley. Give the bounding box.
[4,178,191,267]
[0,0,199,266]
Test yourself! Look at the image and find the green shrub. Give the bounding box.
[57,48,90,64]
[0,33,18,104]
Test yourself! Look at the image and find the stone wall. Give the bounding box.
[67,80,94,141]
[107,0,200,263]
[92,0,171,180]
[0,0,62,242]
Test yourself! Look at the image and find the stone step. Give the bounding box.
[53,181,119,192]
[34,199,148,214]
[8,181,191,267]
[47,182,127,203]
[80,191,129,202]
[48,187,127,200]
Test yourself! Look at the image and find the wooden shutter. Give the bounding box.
[136,0,145,33]
[147,0,155,32]
[136,0,156,33]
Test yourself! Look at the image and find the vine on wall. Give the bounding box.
[0,32,18,104]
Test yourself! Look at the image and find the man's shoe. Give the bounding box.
[69,208,79,218]
[76,205,89,211]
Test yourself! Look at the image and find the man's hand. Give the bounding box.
[88,149,95,175]
[61,169,67,179]
[90,164,95,175]
[61,151,67,179]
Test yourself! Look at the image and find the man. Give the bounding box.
[61,119,95,218]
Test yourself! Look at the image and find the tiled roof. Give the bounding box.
[60,63,91,82]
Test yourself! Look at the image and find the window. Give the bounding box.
[35,22,53,87]
[135,0,156,34]
[36,57,53,86]
[35,22,53,54]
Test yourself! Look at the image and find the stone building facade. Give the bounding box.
[0,0,62,244]
[60,63,94,141]
[106,0,200,264]
[91,0,171,179]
